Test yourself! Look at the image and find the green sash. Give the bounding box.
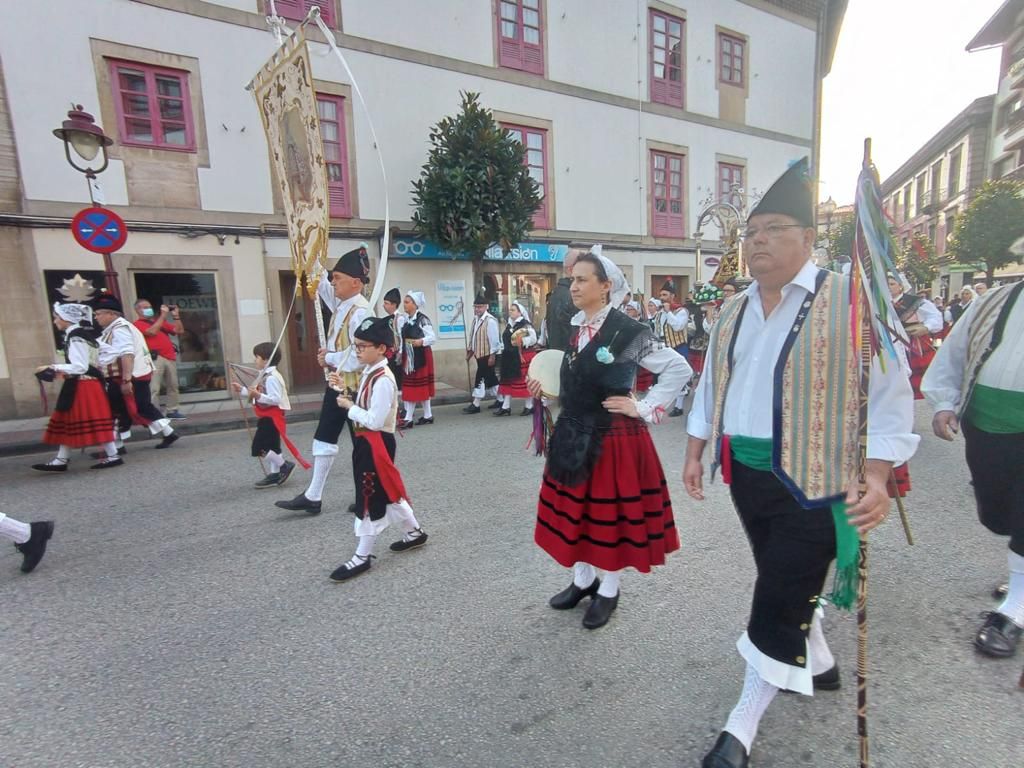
[965,384,1024,434]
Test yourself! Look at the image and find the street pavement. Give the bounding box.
[1,401,1021,768]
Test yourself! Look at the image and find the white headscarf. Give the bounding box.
[509,300,531,325]
[589,244,631,308]
[53,301,92,326]
[405,290,428,316]
[647,298,663,310]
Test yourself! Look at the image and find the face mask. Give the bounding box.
[142,308,155,318]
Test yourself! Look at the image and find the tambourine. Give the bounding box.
[527,348,564,399]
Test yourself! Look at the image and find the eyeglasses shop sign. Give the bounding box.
[392,237,566,263]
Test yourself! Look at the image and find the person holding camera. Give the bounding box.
[133,299,185,420]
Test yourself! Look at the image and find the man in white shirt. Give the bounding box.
[682,158,917,768]
[462,293,503,414]
[922,281,1024,660]
[658,280,691,417]
[276,246,370,515]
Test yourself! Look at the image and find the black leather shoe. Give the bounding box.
[702,731,749,768]
[254,473,281,489]
[276,461,295,486]
[390,529,428,552]
[155,433,180,449]
[16,521,54,574]
[91,446,127,459]
[667,407,684,418]
[31,462,68,473]
[400,419,414,430]
[520,408,534,416]
[487,399,502,410]
[90,457,124,470]
[582,592,619,629]
[275,494,322,515]
[975,611,1023,658]
[462,404,481,414]
[415,417,434,425]
[493,408,511,417]
[813,665,841,690]
[549,578,600,610]
[329,554,374,582]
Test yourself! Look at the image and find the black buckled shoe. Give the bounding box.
[415,417,434,425]
[462,404,481,414]
[813,665,841,690]
[520,407,534,416]
[254,473,281,489]
[16,521,54,573]
[390,529,428,552]
[275,494,322,515]
[582,592,619,629]
[487,399,502,410]
[31,461,68,473]
[90,446,127,459]
[702,731,749,768]
[89,457,124,470]
[493,408,511,417]
[329,554,375,582]
[400,419,414,430]
[155,433,180,449]
[975,611,1023,658]
[549,578,600,610]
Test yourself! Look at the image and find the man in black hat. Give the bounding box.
[683,158,917,768]
[277,246,370,515]
[463,293,502,414]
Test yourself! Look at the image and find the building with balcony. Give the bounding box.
[0,0,846,418]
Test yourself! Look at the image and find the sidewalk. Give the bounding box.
[0,382,472,458]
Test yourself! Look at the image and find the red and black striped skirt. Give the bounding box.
[402,348,435,401]
[498,349,536,399]
[535,415,679,573]
[43,378,115,448]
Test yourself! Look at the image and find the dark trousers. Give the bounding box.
[313,386,355,445]
[352,432,398,521]
[474,356,498,390]
[729,457,837,668]
[964,418,1024,556]
[132,378,165,424]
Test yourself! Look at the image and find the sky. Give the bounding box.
[819,0,1005,204]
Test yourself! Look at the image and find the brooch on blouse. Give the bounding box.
[595,331,620,364]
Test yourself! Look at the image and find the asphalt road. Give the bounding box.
[1,401,1021,768]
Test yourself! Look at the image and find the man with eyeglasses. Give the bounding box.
[682,158,917,768]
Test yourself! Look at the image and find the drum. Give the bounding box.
[527,349,564,399]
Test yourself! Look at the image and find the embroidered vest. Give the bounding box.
[663,308,688,349]
[472,315,493,357]
[958,282,1024,418]
[330,296,369,391]
[354,365,398,434]
[101,318,154,379]
[65,328,103,378]
[267,368,292,411]
[708,271,859,507]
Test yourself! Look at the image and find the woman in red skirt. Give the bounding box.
[528,246,691,629]
[33,302,120,473]
[495,301,538,417]
[399,291,436,428]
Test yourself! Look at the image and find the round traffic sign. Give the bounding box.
[71,207,128,254]
[704,257,721,268]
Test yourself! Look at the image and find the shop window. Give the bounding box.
[718,32,745,87]
[271,0,336,27]
[497,0,544,75]
[133,272,227,395]
[108,59,196,151]
[317,94,352,218]
[651,150,685,238]
[650,10,684,108]
[718,162,744,209]
[503,123,549,229]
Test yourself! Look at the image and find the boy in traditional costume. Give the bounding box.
[399,290,437,428]
[233,342,311,489]
[328,317,427,581]
[923,281,1024,659]
[462,294,503,414]
[496,301,538,416]
[683,159,918,768]
[3,516,54,573]
[382,287,405,392]
[276,246,370,515]
[32,302,121,472]
[529,247,691,630]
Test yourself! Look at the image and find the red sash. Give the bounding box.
[357,430,408,504]
[253,403,312,469]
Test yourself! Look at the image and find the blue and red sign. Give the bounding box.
[71,207,128,254]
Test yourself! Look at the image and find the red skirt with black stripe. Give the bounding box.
[535,415,679,573]
[402,348,435,401]
[43,378,115,448]
[498,348,536,398]
[908,343,935,400]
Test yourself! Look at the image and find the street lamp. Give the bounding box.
[53,105,119,298]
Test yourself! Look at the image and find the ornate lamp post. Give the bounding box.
[52,105,119,298]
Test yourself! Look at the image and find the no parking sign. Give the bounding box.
[71,206,128,254]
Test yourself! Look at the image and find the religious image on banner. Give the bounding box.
[43,270,107,350]
[249,26,329,296]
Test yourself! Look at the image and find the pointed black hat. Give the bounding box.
[332,245,370,284]
[661,279,676,295]
[748,157,814,228]
[353,316,392,348]
[383,287,401,305]
[473,292,489,306]
[92,293,124,314]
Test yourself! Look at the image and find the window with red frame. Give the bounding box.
[271,0,335,27]
[718,32,745,86]
[109,60,195,151]
[718,162,744,209]
[503,123,548,229]
[650,10,684,108]
[497,0,544,75]
[651,150,685,238]
[317,94,351,218]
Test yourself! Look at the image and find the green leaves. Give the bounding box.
[411,91,542,261]
[948,179,1024,280]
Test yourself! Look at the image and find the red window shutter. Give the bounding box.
[497,1,543,75]
[522,40,544,74]
[272,0,303,21]
[651,151,684,237]
[499,36,523,69]
[651,152,668,236]
[318,94,351,218]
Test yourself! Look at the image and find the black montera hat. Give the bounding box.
[93,293,124,314]
[661,279,676,295]
[383,287,401,305]
[473,293,489,306]
[748,157,814,228]
[353,316,392,347]
[333,245,370,284]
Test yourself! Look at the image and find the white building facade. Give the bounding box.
[0,0,843,417]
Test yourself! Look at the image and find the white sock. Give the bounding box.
[265,451,285,473]
[808,612,835,674]
[57,445,70,460]
[102,442,118,459]
[998,550,1024,627]
[724,664,780,753]
[598,570,621,598]
[305,455,335,501]
[502,395,512,408]
[524,402,533,412]
[356,534,377,558]
[472,397,482,407]
[573,562,597,588]
[0,513,31,544]
[160,421,173,437]
[403,401,415,420]
[422,400,432,419]
[115,437,124,449]
[388,498,421,532]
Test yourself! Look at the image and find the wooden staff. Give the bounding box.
[889,468,914,546]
